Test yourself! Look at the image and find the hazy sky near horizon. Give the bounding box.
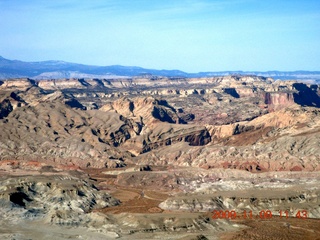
[0,0,319,72]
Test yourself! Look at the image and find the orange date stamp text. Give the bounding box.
[211,209,308,220]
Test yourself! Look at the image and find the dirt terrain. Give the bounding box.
[95,166,320,239]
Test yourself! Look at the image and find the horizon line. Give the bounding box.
[1,55,320,73]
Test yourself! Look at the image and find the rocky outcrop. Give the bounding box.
[0,92,27,119]
[0,173,120,231]
[264,92,295,109]
[293,83,320,107]
[0,78,36,90]
[0,174,118,211]
[101,96,181,125]
[145,125,210,149]
[0,92,139,167]
[37,78,113,90]
[0,99,13,119]
[100,96,211,155]
[38,78,86,89]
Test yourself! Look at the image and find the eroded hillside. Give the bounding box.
[1,75,319,170]
[0,75,320,239]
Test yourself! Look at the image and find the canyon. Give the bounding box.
[0,75,319,239]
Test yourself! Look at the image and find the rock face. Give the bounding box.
[0,173,119,224]
[0,98,13,119]
[264,92,295,110]
[1,175,117,208]
[0,92,26,118]
[0,168,130,239]
[0,78,36,90]
[101,96,182,125]
[100,96,212,155]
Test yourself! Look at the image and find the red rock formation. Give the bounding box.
[264,92,295,110]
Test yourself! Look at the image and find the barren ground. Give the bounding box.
[82,167,320,240]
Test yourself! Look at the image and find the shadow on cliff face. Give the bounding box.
[0,92,26,119]
[10,192,32,207]
[0,99,13,119]
[152,106,177,123]
[185,129,211,146]
[223,88,240,98]
[293,83,320,107]
[65,98,87,110]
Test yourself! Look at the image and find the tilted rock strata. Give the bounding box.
[0,89,211,166]
[0,95,136,167]
[0,174,119,223]
[132,105,320,171]
[0,75,319,170]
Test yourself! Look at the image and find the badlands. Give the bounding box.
[0,75,319,239]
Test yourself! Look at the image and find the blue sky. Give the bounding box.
[0,0,319,72]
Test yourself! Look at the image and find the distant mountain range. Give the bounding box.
[1,55,320,82]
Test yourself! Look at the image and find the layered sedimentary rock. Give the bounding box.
[0,88,212,166]
[0,78,35,90]
[0,75,319,170]
[0,75,319,239]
